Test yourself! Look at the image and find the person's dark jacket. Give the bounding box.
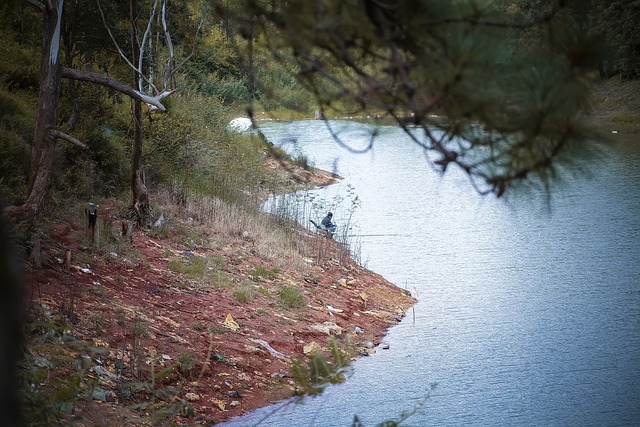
[321,215,335,229]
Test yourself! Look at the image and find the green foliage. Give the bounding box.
[237,0,613,197]
[168,254,232,291]
[277,285,305,308]
[0,25,39,203]
[176,351,199,378]
[183,27,250,103]
[290,337,350,395]
[292,153,312,170]
[249,264,279,280]
[232,283,255,304]
[168,256,209,280]
[144,93,271,207]
[597,0,640,79]
[0,85,35,204]
[191,321,206,331]
[20,315,102,426]
[0,21,40,92]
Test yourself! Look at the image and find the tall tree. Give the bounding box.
[5,0,202,226]
[5,0,66,222]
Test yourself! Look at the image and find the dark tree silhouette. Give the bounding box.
[235,0,604,197]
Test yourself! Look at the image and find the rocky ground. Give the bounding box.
[25,160,415,426]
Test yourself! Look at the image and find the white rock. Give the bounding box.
[228,117,253,132]
[327,305,343,313]
[310,322,343,336]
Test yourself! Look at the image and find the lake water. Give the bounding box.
[221,120,640,427]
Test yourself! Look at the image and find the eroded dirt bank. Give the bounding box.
[26,163,415,426]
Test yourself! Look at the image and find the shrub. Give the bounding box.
[232,283,255,304]
[191,321,206,331]
[176,351,198,378]
[277,285,305,308]
[249,265,279,280]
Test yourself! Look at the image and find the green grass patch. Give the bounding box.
[168,255,230,291]
[191,321,206,331]
[249,265,280,280]
[254,308,268,316]
[168,256,208,280]
[176,351,198,378]
[277,285,306,308]
[232,283,255,304]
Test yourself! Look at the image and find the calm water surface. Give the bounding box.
[222,121,640,427]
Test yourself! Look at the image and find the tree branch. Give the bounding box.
[138,0,160,93]
[61,67,167,111]
[170,4,206,77]
[50,129,88,149]
[95,0,157,94]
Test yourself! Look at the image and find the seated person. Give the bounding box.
[321,212,337,233]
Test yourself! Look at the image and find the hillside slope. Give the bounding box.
[24,159,415,426]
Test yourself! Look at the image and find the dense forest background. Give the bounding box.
[1,0,638,228]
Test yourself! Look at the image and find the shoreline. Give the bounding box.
[27,161,416,426]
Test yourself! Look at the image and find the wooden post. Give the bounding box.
[121,220,134,244]
[86,203,98,243]
[29,234,42,268]
[64,248,71,270]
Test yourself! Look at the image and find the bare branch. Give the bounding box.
[50,129,88,149]
[95,0,157,93]
[139,0,160,94]
[161,0,174,61]
[171,4,207,77]
[61,67,167,111]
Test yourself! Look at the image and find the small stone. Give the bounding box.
[310,321,343,336]
[303,341,322,356]
[211,398,226,410]
[92,387,107,402]
[230,400,240,407]
[185,392,200,402]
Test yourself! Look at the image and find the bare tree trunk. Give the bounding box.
[130,99,150,226]
[5,1,63,223]
[129,0,150,227]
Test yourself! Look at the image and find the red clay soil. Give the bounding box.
[25,165,415,426]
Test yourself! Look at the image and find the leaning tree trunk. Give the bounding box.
[5,1,63,224]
